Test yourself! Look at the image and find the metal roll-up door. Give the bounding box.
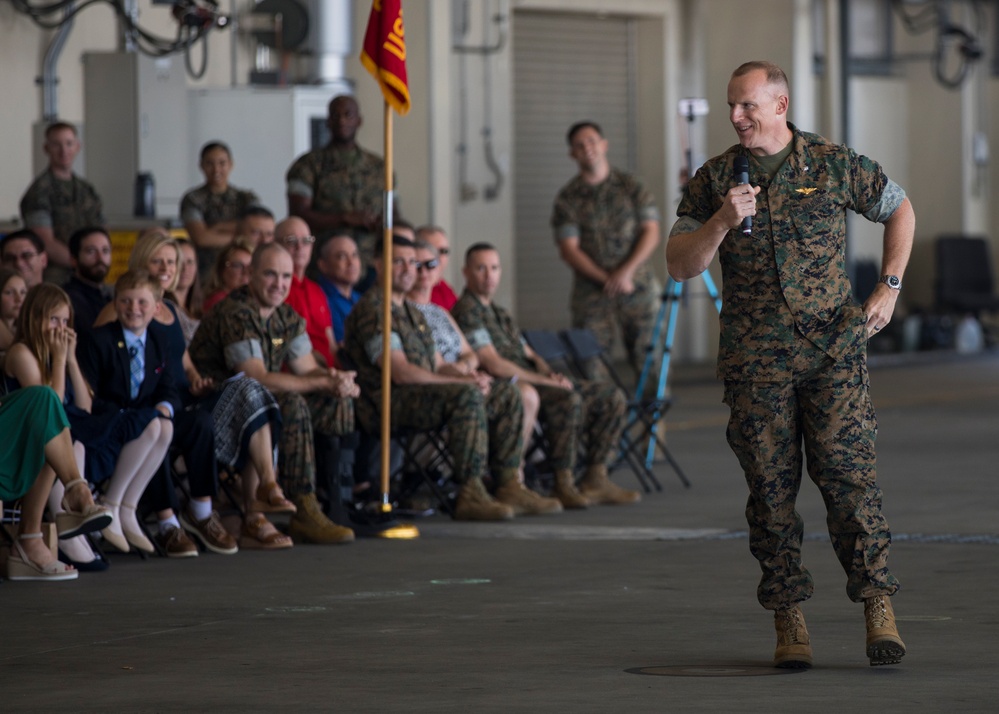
[512,10,635,329]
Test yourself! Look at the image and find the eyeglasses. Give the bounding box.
[280,235,316,247]
[415,259,439,272]
[2,250,40,265]
[225,261,250,272]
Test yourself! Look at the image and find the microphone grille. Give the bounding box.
[733,155,749,172]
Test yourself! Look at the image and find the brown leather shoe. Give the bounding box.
[773,606,813,669]
[865,595,906,666]
[180,508,238,555]
[552,469,589,509]
[578,465,641,505]
[495,481,563,516]
[454,478,515,521]
[288,493,355,544]
[156,526,199,559]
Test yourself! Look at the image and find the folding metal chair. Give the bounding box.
[520,328,579,489]
[520,328,662,492]
[560,327,689,489]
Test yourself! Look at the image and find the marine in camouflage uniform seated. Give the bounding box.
[343,236,560,520]
[452,243,636,509]
[189,242,358,545]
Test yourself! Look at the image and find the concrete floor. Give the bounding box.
[3,352,998,713]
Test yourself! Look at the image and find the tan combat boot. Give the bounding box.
[288,493,355,544]
[454,478,515,521]
[773,605,813,669]
[552,469,589,509]
[578,465,641,505]
[495,480,563,516]
[864,595,906,666]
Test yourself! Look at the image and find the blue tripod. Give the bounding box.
[630,272,722,486]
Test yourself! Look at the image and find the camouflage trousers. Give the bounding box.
[274,391,355,498]
[723,337,899,610]
[536,379,627,471]
[390,380,523,484]
[571,277,659,381]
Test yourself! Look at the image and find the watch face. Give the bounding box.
[883,275,901,289]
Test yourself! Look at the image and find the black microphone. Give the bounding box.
[733,155,752,235]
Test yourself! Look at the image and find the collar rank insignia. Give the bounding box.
[271,338,284,347]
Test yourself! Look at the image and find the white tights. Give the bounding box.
[102,417,174,539]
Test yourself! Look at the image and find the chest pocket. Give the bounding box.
[789,189,844,264]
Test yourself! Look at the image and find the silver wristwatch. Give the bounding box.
[879,275,902,290]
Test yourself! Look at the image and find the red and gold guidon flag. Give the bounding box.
[360,0,411,116]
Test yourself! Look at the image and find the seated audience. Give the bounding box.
[2,228,48,289]
[181,141,261,280]
[190,242,359,544]
[315,233,362,351]
[202,239,253,313]
[173,237,204,343]
[78,270,178,553]
[415,225,459,311]
[343,235,558,519]
[453,243,638,508]
[407,240,541,489]
[1,385,113,581]
[1,268,27,358]
[278,217,336,368]
[99,232,294,552]
[62,226,113,332]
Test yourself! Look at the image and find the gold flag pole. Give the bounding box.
[374,101,418,539]
[379,99,394,513]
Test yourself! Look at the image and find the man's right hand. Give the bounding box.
[343,210,379,232]
[719,184,762,231]
[547,372,574,390]
[327,368,360,398]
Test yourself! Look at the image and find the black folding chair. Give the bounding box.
[520,328,663,492]
[560,327,689,489]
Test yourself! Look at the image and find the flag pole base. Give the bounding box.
[348,502,419,540]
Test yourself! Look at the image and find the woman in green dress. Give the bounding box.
[0,385,112,581]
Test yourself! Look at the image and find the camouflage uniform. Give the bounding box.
[188,286,354,498]
[285,144,389,278]
[19,169,105,285]
[342,288,522,483]
[179,184,261,278]
[676,124,904,609]
[551,168,661,377]
[452,290,626,470]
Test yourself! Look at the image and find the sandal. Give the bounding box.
[56,478,113,540]
[6,533,78,581]
[239,513,293,550]
[250,481,297,514]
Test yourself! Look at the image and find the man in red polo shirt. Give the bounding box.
[277,216,337,367]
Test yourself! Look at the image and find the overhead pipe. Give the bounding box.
[40,1,76,122]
